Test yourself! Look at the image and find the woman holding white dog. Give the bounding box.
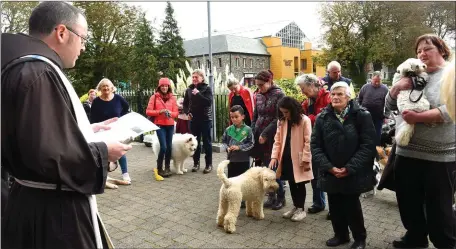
[385,34,455,249]
[146,78,178,178]
[269,97,313,222]
[311,82,377,249]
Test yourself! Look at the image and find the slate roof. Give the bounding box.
[216,20,294,39]
[183,34,270,57]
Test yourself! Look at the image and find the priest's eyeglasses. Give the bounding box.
[66,26,88,46]
[55,26,88,46]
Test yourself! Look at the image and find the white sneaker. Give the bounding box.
[283,207,298,219]
[291,209,306,222]
[122,173,131,183]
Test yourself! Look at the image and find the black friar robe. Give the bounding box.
[1,33,110,248]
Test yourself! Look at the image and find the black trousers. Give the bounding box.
[328,193,367,242]
[190,120,212,166]
[395,155,456,248]
[288,180,307,209]
[227,162,250,178]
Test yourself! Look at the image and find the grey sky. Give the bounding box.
[129,2,324,43]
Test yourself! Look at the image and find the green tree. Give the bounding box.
[1,1,38,33]
[70,1,140,95]
[317,2,435,87]
[131,12,159,90]
[157,2,187,82]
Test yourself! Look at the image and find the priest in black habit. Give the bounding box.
[1,2,133,248]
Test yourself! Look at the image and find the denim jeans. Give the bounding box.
[190,120,212,166]
[118,155,128,174]
[311,179,326,209]
[156,125,174,166]
[263,158,285,196]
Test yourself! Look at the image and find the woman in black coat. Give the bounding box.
[311,82,376,249]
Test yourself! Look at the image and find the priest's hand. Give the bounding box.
[92,117,119,133]
[106,141,132,162]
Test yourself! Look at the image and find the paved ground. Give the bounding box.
[98,143,408,249]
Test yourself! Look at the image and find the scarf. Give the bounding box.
[335,105,350,124]
[156,92,172,102]
[226,124,249,142]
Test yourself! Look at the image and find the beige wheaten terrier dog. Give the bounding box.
[216,160,279,233]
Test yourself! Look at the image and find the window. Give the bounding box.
[313,63,316,74]
[301,59,307,70]
[236,58,240,67]
[257,59,260,68]
[218,58,222,67]
[243,58,246,68]
[207,60,210,69]
[250,59,253,68]
[197,60,201,68]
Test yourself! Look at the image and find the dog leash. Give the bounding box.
[408,74,427,103]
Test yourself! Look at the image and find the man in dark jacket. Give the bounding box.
[311,81,376,249]
[1,2,131,248]
[357,71,389,145]
[83,88,97,120]
[321,61,352,90]
[183,69,214,173]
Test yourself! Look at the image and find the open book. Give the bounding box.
[92,112,160,143]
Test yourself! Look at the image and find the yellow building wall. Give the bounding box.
[299,49,326,78]
[280,47,301,79]
[262,37,282,47]
[266,46,283,79]
[262,38,326,79]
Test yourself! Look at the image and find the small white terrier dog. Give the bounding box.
[151,133,198,174]
[216,160,279,234]
[391,58,430,146]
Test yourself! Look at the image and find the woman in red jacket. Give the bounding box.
[295,73,331,219]
[146,78,178,177]
[227,78,254,126]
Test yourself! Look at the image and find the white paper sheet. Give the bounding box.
[92,112,160,143]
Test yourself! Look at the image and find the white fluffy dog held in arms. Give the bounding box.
[391,58,430,146]
[216,160,279,234]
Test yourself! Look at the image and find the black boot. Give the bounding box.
[157,162,165,177]
[192,163,200,172]
[163,164,172,177]
[203,165,212,174]
[272,190,286,210]
[264,192,276,208]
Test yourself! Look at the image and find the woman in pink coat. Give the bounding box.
[270,96,313,222]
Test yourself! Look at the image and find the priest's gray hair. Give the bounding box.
[295,73,320,87]
[331,81,351,97]
[29,2,84,37]
[327,61,341,71]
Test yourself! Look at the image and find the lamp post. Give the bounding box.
[207,1,216,142]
